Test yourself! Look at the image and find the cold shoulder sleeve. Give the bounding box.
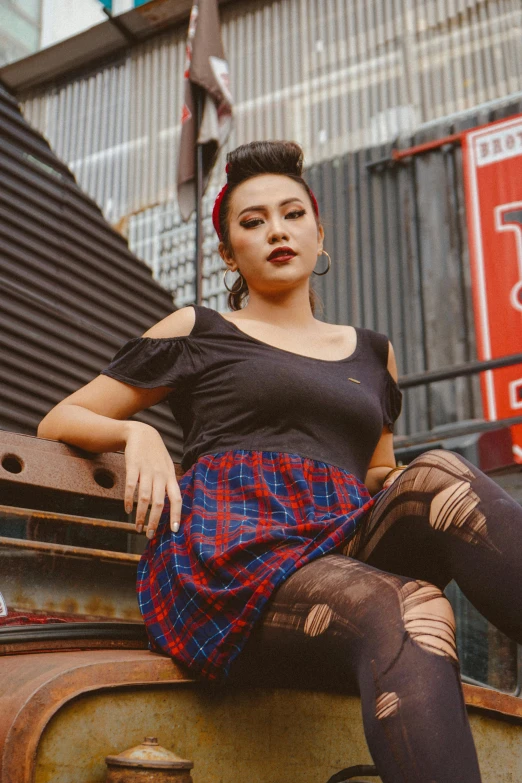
[383,372,403,432]
[365,329,403,432]
[100,336,201,390]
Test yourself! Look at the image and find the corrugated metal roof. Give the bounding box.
[18,0,522,226]
[0,83,182,460]
[0,0,235,94]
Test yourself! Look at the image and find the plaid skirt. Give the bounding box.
[137,449,381,682]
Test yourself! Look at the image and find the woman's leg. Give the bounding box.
[345,449,522,643]
[230,554,482,783]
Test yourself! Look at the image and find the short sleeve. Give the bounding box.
[383,372,403,432]
[365,328,403,431]
[100,336,201,389]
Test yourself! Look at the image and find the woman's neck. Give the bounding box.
[236,292,318,329]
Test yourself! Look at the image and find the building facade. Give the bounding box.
[0,0,107,67]
[0,0,43,66]
[14,0,522,312]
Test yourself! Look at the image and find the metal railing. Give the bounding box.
[394,351,522,448]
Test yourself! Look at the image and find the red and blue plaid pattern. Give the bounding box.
[137,449,379,682]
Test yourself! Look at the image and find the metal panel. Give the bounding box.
[0,84,182,458]
[307,96,522,438]
[18,0,522,222]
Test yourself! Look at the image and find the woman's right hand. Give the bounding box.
[123,421,182,538]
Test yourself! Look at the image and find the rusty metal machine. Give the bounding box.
[1,431,522,783]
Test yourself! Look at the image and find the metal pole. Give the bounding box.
[195,86,204,306]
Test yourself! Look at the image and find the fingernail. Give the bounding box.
[173,523,179,533]
[146,529,154,539]
[136,524,143,533]
[125,505,131,515]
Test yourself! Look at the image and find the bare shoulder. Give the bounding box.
[386,340,399,382]
[142,306,196,339]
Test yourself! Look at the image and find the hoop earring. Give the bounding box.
[223,268,244,292]
[313,249,331,276]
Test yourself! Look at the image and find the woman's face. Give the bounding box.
[220,174,324,296]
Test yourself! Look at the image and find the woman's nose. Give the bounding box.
[268,221,289,243]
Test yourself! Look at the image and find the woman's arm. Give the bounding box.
[37,306,196,536]
[37,377,169,453]
[38,303,197,448]
[364,340,402,496]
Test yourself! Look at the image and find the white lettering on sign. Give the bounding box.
[509,379,522,411]
[474,127,522,167]
[494,201,522,312]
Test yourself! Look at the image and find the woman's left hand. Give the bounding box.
[382,475,398,491]
[382,467,406,491]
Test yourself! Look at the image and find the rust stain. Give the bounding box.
[85,598,116,617]
[60,599,79,615]
[13,591,36,610]
[122,607,141,620]
[0,536,141,565]
[0,650,191,783]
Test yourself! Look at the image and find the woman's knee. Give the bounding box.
[351,570,459,665]
[407,448,477,482]
[398,449,489,543]
[398,579,458,662]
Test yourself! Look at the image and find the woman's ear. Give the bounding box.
[219,241,233,266]
[317,223,325,253]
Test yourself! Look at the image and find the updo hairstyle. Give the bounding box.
[218,140,323,314]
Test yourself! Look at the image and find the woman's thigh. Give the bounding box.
[229,554,457,693]
[343,449,493,588]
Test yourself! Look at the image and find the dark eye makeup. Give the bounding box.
[239,208,306,228]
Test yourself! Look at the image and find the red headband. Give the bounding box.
[212,165,320,241]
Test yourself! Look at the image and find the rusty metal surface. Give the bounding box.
[0,549,141,622]
[1,431,126,500]
[0,649,191,783]
[1,504,136,532]
[0,433,183,625]
[0,432,185,501]
[0,536,140,564]
[0,536,141,563]
[0,625,148,657]
[106,767,193,783]
[462,683,522,721]
[0,647,518,783]
[32,674,522,783]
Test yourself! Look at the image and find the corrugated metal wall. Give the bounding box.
[0,84,184,459]
[20,0,522,223]
[306,97,522,438]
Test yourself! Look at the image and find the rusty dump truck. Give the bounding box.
[1,428,522,783]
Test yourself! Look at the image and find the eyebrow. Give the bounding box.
[237,198,305,218]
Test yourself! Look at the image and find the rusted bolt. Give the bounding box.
[1,454,24,474]
[105,736,194,782]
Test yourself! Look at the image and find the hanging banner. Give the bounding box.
[462,113,522,463]
[177,0,233,221]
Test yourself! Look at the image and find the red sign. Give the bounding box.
[462,114,522,464]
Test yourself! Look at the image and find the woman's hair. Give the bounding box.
[219,140,323,315]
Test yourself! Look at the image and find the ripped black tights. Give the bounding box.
[230,450,522,782]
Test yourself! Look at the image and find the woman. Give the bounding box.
[38,140,522,782]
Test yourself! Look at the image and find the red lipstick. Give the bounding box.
[267,246,296,262]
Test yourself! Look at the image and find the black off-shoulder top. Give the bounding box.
[101,304,403,481]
